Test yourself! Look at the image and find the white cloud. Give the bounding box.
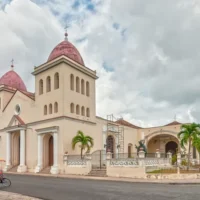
[1,0,200,127]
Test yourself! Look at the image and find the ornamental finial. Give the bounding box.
[11,59,14,70]
[64,25,69,41]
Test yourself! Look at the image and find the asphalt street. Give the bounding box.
[1,174,200,200]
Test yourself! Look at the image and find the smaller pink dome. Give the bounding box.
[0,70,27,91]
[47,40,84,65]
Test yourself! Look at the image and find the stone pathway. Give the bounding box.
[0,191,41,200]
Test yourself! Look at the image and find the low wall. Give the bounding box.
[107,165,146,178]
[106,157,171,178]
[64,158,91,175]
[146,173,200,180]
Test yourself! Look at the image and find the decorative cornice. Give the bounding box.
[26,115,96,126]
[2,125,26,132]
[35,126,59,134]
[32,56,98,79]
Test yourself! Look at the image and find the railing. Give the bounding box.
[63,154,88,166]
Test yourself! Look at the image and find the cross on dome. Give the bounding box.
[64,25,69,41]
[11,59,14,70]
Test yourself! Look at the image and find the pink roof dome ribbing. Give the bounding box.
[47,32,84,65]
[0,69,27,91]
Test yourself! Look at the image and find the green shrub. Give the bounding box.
[172,154,177,165]
[181,159,187,166]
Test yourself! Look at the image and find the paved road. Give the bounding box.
[1,174,200,200]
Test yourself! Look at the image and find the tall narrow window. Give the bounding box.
[46,76,51,92]
[44,105,47,115]
[49,104,52,114]
[81,79,85,95]
[86,108,90,117]
[81,106,85,116]
[70,103,74,113]
[54,73,59,89]
[54,102,58,113]
[76,77,80,93]
[70,74,74,91]
[76,105,80,115]
[39,79,43,95]
[86,81,90,96]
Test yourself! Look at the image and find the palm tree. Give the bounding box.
[72,131,94,158]
[178,123,200,170]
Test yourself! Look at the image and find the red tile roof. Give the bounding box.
[115,119,141,129]
[15,115,25,125]
[165,121,182,126]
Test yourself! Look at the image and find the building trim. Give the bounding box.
[3,90,35,112]
[32,56,98,79]
[35,126,59,134]
[3,125,26,132]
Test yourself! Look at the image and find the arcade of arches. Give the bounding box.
[147,134,179,154]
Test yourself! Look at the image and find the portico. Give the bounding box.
[35,126,59,174]
[4,126,27,172]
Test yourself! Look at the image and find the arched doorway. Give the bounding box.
[43,134,54,168]
[12,132,20,166]
[147,134,179,154]
[128,143,133,158]
[106,135,114,157]
[49,136,53,166]
[165,141,178,155]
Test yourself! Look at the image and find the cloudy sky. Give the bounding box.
[0,0,200,127]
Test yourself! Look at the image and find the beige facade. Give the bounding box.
[0,36,196,175]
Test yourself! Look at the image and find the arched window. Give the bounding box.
[46,76,51,92]
[70,103,74,113]
[76,105,80,115]
[39,79,43,95]
[81,79,85,95]
[54,73,59,89]
[81,106,85,116]
[86,81,90,96]
[49,104,52,114]
[44,105,47,115]
[70,74,74,91]
[76,77,80,93]
[86,108,90,117]
[54,102,58,113]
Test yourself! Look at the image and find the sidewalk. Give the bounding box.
[5,172,200,184]
[0,191,40,200]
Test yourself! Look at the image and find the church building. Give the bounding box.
[0,32,195,174]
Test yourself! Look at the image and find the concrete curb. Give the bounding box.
[5,172,200,185]
[0,191,41,200]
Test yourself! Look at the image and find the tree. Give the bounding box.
[72,131,94,158]
[178,123,200,170]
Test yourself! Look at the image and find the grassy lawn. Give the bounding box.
[148,169,200,174]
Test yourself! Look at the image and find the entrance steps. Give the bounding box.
[88,169,107,177]
[40,167,51,174]
[9,165,18,172]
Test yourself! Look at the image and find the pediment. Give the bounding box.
[7,115,25,127]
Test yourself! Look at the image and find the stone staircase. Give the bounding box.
[40,167,51,174]
[9,165,18,172]
[88,169,107,177]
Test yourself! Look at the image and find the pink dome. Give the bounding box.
[0,70,27,91]
[47,40,84,65]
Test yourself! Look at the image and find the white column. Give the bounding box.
[4,132,11,171]
[116,136,119,159]
[17,129,27,172]
[50,132,59,174]
[35,134,43,173]
[20,129,25,166]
